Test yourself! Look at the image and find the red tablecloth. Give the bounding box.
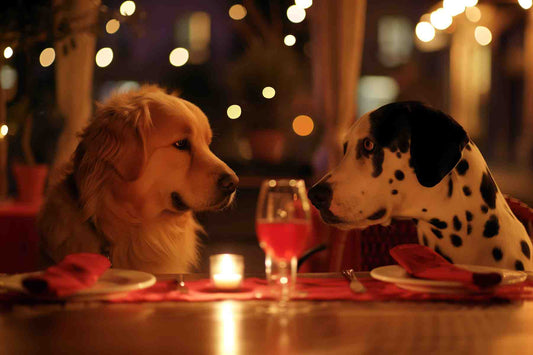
[0,201,41,273]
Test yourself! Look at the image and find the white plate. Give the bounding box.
[0,269,156,300]
[370,264,527,294]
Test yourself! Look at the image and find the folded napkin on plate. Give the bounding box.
[22,253,111,297]
[390,244,502,288]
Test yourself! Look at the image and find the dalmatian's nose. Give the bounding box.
[308,183,333,210]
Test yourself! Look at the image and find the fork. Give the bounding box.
[342,269,367,293]
[175,275,189,294]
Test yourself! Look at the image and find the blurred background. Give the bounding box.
[1,0,532,273]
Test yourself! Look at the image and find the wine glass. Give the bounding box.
[256,179,311,307]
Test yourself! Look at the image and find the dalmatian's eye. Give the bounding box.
[363,138,375,152]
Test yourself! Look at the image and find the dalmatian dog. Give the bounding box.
[308,101,533,271]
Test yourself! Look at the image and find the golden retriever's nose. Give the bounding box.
[218,173,239,194]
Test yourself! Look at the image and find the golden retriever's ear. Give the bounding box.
[74,102,151,182]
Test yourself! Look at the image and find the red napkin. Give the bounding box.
[22,253,111,297]
[390,244,502,288]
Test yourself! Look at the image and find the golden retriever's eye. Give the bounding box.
[363,138,375,152]
[175,139,191,151]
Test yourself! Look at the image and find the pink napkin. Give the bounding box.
[390,244,502,288]
[22,253,111,297]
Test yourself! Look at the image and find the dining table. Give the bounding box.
[2,271,533,355]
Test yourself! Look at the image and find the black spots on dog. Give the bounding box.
[456,159,469,176]
[371,149,385,178]
[422,235,428,246]
[467,225,472,235]
[434,245,453,263]
[453,216,462,231]
[394,170,405,181]
[367,208,387,220]
[447,176,453,198]
[492,247,503,261]
[429,218,447,229]
[483,215,499,238]
[462,186,472,196]
[359,210,363,214]
[466,211,473,222]
[361,191,365,195]
[450,234,463,247]
[392,189,398,195]
[389,179,393,184]
[396,152,402,158]
[521,241,531,259]
[431,228,444,239]
[422,208,428,213]
[481,205,489,214]
[515,260,525,271]
[480,171,497,209]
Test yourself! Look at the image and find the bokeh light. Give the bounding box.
[95,47,114,67]
[287,5,306,23]
[229,4,247,20]
[464,0,478,6]
[262,87,276,99]
[3,46,13,59]
[0,65,17,90]
[465,6,481,22]
[106,19,120,34]
[519,0,532,10]
[292,115,314,136]
[430,9,453,30]
[443,0,465,16]
[0,125,8,137]
[295,0,313,9]
[475,26,492,46]
[169,48,189,67]
[227,105,242,119]
[284,34,296,46]
[119,1,136,16]
[415,22,436,43]
[39,48,55,67]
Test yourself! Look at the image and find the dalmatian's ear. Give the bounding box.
[409,105,469,187]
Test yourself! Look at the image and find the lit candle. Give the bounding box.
[210,254,244,290]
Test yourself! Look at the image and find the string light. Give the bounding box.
[229,4,247,20]
[106,19,120,34]
[262,87,275,99]
[287,5,306,23]
[120,1,136,16]
[3,46,13,59]
[169,48,189,67]
[415,22,435,42]
[430,9,453,30]
[39,48,55,67]
[292,115,314,136]
[295,0,313,9]
[95,47,113,67]
[518,0,532,10]
[227,105,242,119]
[443,0,465,16]
[465,7,481,22]
[284,35,296,46]
[475,26,492,46]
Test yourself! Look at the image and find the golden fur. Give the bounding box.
[38,85,238,273]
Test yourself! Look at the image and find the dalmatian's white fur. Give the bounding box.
[308,102,533,271]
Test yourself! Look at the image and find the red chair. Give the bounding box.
[306,197,533,272]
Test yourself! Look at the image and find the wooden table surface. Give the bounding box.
[1,272,533,355]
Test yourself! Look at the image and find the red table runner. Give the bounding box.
[107,277,533,303]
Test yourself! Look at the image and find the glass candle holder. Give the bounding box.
[209,254,244,290]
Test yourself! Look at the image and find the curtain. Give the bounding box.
[50,0,100,185]
[309,0,367,172]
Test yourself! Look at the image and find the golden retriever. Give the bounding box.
[38,85,239,273]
